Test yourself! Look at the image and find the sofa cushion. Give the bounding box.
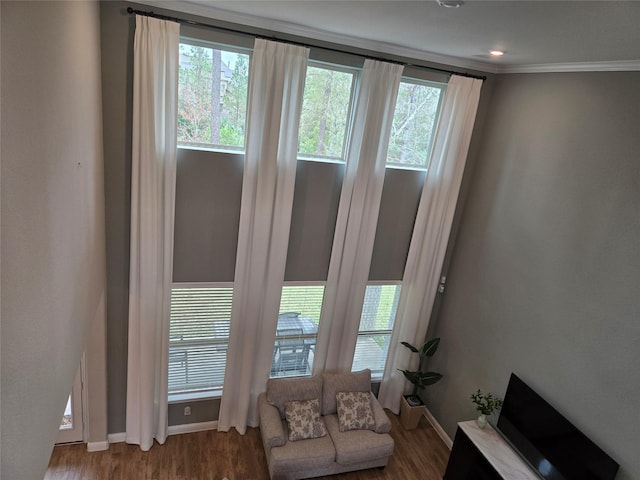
[324,414,395,466]
[285,399,327,441]
[270,433,336,472]
[267,374,323,419]
[336,391,375,432]
[322,369,371,416]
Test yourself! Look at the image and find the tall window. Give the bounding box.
[178,41,250,151]
[352,284,402,376]
[271,285,325,378]
[171,39,250,402]
[350,78,444,376]
[168,286,233,400]
[387,79,444,169]
[269,62,356,381]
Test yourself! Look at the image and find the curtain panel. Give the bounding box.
[378,75,483,413]
[313,60,404,373]
[125,16,180,450]
[218,39,309,433]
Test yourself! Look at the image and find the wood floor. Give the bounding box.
[46,412,451,480]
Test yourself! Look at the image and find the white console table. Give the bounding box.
[444,420,539,480]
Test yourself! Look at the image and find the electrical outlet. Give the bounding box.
[184,406,191,416]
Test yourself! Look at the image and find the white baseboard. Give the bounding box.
[424,407,453,449]
[106,422,218,445]
[168,420,218,436]
[107,432,126,444]
[87,440,109,452]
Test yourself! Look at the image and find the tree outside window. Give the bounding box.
[178,43,249,150]
[387,81,444,168]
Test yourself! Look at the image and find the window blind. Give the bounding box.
[169,286,233,393]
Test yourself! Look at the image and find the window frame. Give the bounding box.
[385,77,447,172]
[177,37,252,154]
[296,60,359,165]
[352,281,403,379]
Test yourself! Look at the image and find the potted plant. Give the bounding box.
[398,337,443,430]
[470,389,503,428]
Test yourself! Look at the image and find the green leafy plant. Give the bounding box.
[399,338,443,406]
[470,389,503,416]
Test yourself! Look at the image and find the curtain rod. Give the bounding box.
[126,7,487,81]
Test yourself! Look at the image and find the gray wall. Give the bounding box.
[426,72,640,479]
[100,1,134,434]
[1,1,106,478]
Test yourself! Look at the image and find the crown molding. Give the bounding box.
[497,60,640,74]
[132,0,498,74]
[131,1,640,76]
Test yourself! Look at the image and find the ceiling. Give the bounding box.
[145,0,640,73]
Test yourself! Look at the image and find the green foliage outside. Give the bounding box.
[178,44,248,148]
[361,285,401,331]
[278,285,400,333]
[178,45,355,157]
[280,285,325,326]
[298,66,354,160]
[388,82,443,168]
[177,44,444,170]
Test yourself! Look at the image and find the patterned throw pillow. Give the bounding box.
[336,391,375,432]
[284,398,327,441]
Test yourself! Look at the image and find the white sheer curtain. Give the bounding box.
[313,60,404,373]
[218,39,309,434]
[378,75,483,413]
[125,15,179,451]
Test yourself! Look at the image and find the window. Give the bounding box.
[352,284,402,376]
[168,285,233,399]
[178,41,250,151]
[297,63,356,162]
[271,284,324,378]
[387,79,445,169]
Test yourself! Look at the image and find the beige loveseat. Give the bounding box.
[258,369,395,480]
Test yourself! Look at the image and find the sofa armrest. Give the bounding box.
[370,392,391,434]
[258,392,286,448]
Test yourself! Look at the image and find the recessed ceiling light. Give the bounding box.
[490,50,505,57]
[437,0,465,8]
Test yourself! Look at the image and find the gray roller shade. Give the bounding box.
[369,168,425,281]
[172,148,243,282]
[285,160,344,281]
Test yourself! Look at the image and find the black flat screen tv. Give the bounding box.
[496,373,619,480]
